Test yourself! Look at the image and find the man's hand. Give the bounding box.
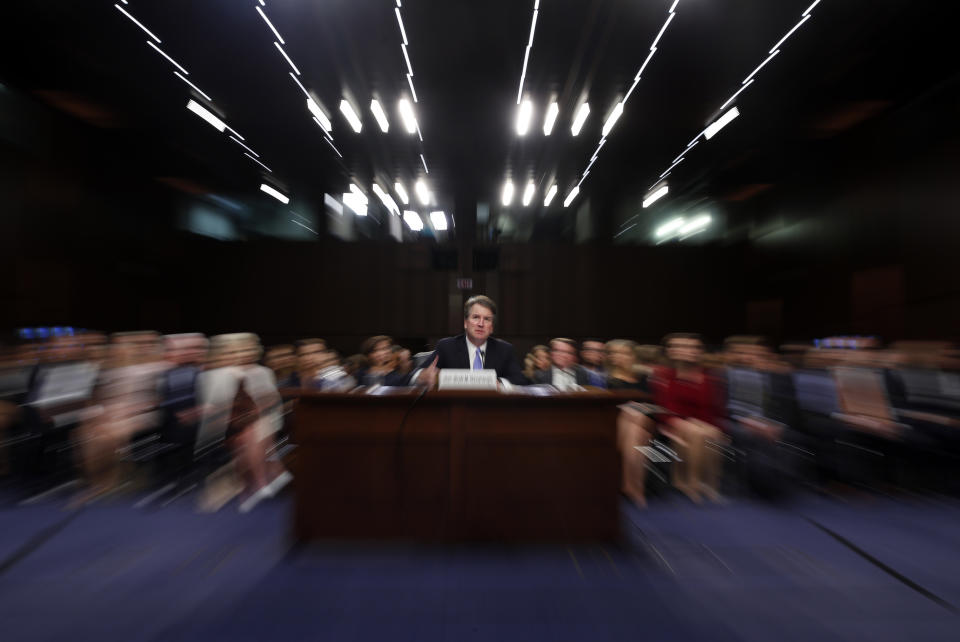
[419,356,439,388]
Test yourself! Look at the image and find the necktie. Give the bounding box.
[473,349,483,370]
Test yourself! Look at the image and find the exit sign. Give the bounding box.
[457,278,473,290]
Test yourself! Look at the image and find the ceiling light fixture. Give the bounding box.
[274,42,300,75]
[655,217,685,239]
[401,44,414,77]
[650,12,676,51]
[415,179,430,205]
[398,98,417,133]
[186,99,225,131]
[719,78,754,112]
[373,183,399,215]
[289,72,309,98]
[420,154,429,174]
[769,14,811,54]
[743,49,779,85]
[406,74,418,103]
[679,214,711,238]
[522,181,535,206]
[571,102,590,136]
[802,0,821,16]
[395,7,408,45]
[339,99,362,132]
[229,135,258,157]
[703,106,739,139]
[245,153,272,173]
[660,157,682,178]
[404,211,423,231]
[502,180,514,206]
[147,41,188,75]
[260,184,289,204]
[563,186,579,208]
[255,6,285,45]
[543,102,559,135]
[370,99,389,132]
[307,98,332,132]
[543,184,557,206]
[173,71,210,102]
[114,4,161,43]
[643,184,669,208]
[515,2,540,104]
[394,182,409,205]
[430,211,448,231]
[602,102,624,137]
[516,99,533,136]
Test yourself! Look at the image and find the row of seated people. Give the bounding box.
[0,332,291,511]
[618,334,960,506]
[2,331,959,509]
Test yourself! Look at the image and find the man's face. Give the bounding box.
[667,338,704,365]
[581,341,605,368]
[551,341,578,370]
[265,348,295,372]
[464,304,494,346]
[297,344,323,372]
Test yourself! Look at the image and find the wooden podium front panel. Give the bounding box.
[291,391,632,541]
[292,395,450,539]
[454,399,620,540]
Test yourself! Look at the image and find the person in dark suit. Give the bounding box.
[532,338,592,389]
[418,295,529,386]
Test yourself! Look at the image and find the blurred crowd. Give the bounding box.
[2,330,959,510]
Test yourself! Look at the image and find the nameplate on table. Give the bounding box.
[438,369,498,390]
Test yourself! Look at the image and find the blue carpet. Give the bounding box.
[2,489,959,641]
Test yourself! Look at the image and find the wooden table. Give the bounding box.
[289,389,646,541]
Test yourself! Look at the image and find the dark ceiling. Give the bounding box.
[1,0,955,241]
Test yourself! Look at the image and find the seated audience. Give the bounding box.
[532,338,592,389]
[605,339,648,391]
[579,339,608,387]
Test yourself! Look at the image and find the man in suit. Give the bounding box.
[419,295,529,386]
[533,338,592,389]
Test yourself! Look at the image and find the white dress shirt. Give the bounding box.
[551,366,578,390]
[466,337,488,370]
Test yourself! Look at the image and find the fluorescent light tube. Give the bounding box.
[260,183,289,204]
[174,72,210,102]
[522,181,535,206]
[370,99,389,132]
[703,106,739,139]
[307,98,332,132]
[274,42,300,75]
[394,182,409,205]
[516,99,533,135]
[543,184,557,206]
[543,102,558,135]
[602,102,623,137]
[339,99,362,132]
[403,211,423,231]
[186,99,225,131]
[114,4,161,43]
[643,184,668,208]
[415,179,430,205]
[502,180,514,206]
[398,98,417,133]
[571,102,590,136]
[255,6,285,45]
[147,41,188,75]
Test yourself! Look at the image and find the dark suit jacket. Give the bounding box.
[431,335,529,385]
[532,365,592,387]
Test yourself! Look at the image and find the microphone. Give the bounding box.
[479,350,485,367]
